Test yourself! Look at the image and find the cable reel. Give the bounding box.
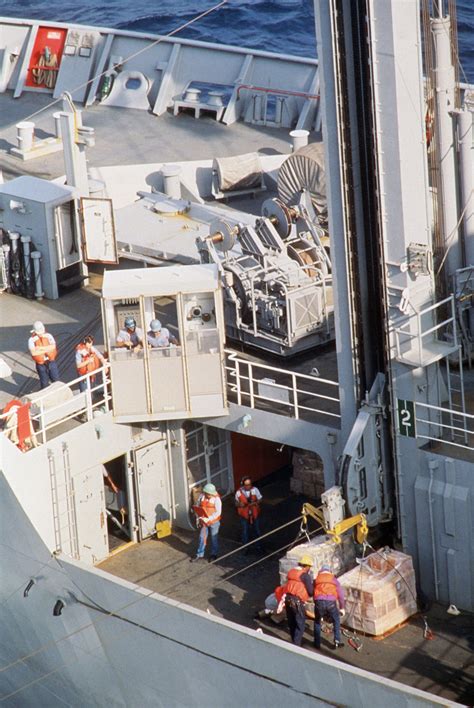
[207,219,238,254]
[261,198,295,240]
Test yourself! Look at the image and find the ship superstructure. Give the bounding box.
[0,1,473,705]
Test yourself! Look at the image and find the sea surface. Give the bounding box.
[1,0,473,83]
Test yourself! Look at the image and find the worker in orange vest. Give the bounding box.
[191,483,222,562]
[28,321,60,389]
[235,476,263,553]
[75,335,107,393]
[313,564,346,650]
[281,555,314,646]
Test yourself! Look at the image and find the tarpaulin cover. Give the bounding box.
[278,142,327,223]
[214,152,262,192]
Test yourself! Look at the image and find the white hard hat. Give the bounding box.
[32,321,45,334]
[150,319,162,332]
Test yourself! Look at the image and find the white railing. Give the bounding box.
[225,350,340,423]
[29,366,111,446]
[410,399,473,452]
[394,295,457,365]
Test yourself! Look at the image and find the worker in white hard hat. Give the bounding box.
[27,321,60,389]
[147,319,179,348]
[190,483,222,562]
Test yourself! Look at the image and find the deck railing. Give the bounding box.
[29,366,111,446]
[225,350,340,424]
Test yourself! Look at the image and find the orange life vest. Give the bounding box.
[199,495,221,525]
[313,571,338,600]
[76,344,100,376]
[283,568,311,603]
[236,487,260,521]
[274,585,286,603]
[31,334,57,364]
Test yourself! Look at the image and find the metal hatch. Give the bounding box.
[80,196,118,264]
[133,439,170,541]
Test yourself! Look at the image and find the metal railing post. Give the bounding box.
[85,375,93,421]
[235,359,242,405]
[249,363,255,407]
[39,399,46,444]
[292,373,299,419]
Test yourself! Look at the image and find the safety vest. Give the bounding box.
[31,335,57,364]
[199,495,221,525]
[314,571,338,600]
[236,487,260,521]
[76,345,100,376]
[283,568,311,603]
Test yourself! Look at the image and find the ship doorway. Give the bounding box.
[185,422,233,499]
[103,454,132,552]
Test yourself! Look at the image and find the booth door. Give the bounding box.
[148,346,188,415]
[110,350,148,417]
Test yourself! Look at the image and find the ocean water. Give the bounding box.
[1,0,473,82]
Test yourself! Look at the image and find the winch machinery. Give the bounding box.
[196,190,334,356]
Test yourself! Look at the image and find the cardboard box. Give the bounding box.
[339,549,417,636]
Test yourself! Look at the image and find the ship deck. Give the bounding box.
[98,474,474,706]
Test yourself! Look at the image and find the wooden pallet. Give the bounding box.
[343,613,417,641]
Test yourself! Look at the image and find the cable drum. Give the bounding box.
[277,142,327,226]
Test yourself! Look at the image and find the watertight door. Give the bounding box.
[80,197,118,264]
[133,439,171,540]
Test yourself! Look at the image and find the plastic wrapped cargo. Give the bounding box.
[279,534,356,585]
[339,548,417,636]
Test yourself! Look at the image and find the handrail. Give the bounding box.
[27,366,111,447]
[225,349,340,423]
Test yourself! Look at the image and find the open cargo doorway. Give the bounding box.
[103,454,132,552]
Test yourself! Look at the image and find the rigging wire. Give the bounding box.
[13,0,231,127]
[435,189,474,276]
[0,513,309,679]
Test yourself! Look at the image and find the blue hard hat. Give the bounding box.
[150,319,162,332]
[124,317,136,329]
[320,564,331,572]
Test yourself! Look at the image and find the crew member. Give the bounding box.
[191,483,221,562]
[255,584,287,622]
[116,317,143,351]
[281,556,314,646]
[235,476,262,552]
[28,321,60,389]
[75,335,107,392]
[147,319,179,348]
[313,564,346,649]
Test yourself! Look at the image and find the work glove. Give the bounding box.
[339,608,346,618]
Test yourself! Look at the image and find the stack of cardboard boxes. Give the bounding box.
[290,449,325,500]
[339,549,418,636]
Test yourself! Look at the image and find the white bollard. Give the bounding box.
[31,251,44,300]
[53,111,62,138]
[9,231,20,254]
[289,129,309,152]
[16,121,35,152]
[162,164,182,199]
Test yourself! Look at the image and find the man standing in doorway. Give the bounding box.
[235,476,262,553]
[191,483,221,562]
[28,321,60,389]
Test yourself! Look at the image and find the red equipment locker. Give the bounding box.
[25,26,67,90]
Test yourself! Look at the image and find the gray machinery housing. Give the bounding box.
[197,190,334,357]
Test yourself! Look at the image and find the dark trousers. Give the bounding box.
[285,596,306,646]
[314,599,341,648]
[36,360,60,389]
[240,516,261,547]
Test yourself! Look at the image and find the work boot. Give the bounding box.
[209,554,217,562]
[333,641,345,649]
[190,555,204,563]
